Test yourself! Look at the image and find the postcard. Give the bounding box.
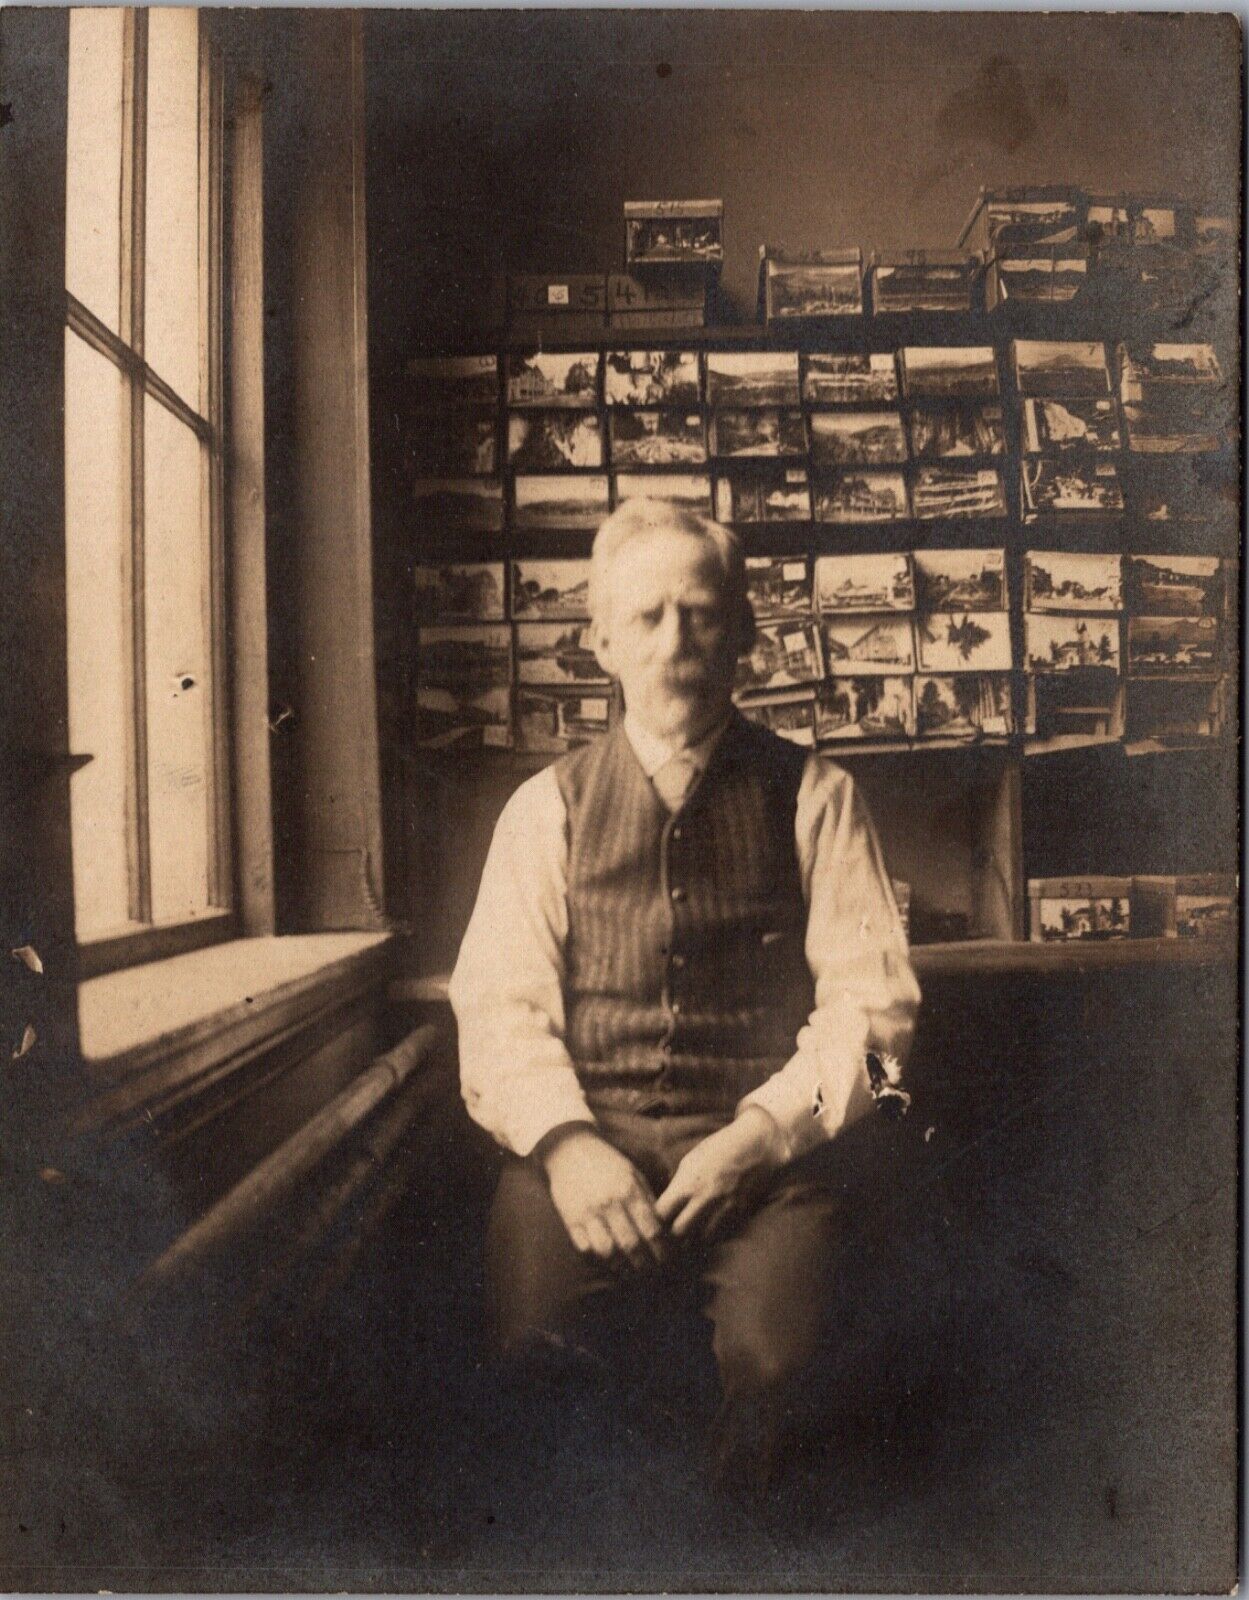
[507,351,601,407]
[908,405,1005,460]
[513,474,610,529]
[705,350,801,408]
[815,676,915,741]
[812,471,909,524]
[915,611,1013,673]
[1127,615,1220,675]
[614,472,712,511]
[507,412,603,471]
[1025,614,1122,672]
[734,621,823,695]
[608,410,706,467]
[1021,459,1125,517]
[911,467,1007,520]
[814,553,915,613]
[514,622,610,686]
[414,562,506,623]
[415,682,511,749]
[802,352,898,405]
[417,623,511,687]
[1033,894,1130,943]
[603,350,701,407]
[1025,552,1123,613]
[761,252,864,320]
[510,559,591,621]
[412,477,504,531]
[709,409,806,458]
[744,555,813,620]
[821,615,916,675]
[1011,340,1111,397]
[1022,397,1121,454]
[406,353,499,407]
[808,411,908,466]
[737,689,817,747]
[899,346,999,399]
[514,687,611,753]
[1125,555,1222,617]
[870,254,977,315]
[914,674,1014,739]
[913,549,1006,613]
[407,414,498,476]
[715,468,811,524]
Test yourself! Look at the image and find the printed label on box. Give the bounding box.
[547,284,570,306]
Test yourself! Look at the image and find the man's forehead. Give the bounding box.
[609,528,725,597]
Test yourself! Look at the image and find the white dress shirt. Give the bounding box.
[449,711,921,1161]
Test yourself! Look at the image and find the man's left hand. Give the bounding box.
[655,1107,789,1239]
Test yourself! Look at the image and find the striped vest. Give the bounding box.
[553,711,814,1116]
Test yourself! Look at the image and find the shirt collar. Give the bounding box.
[623,708,732,779]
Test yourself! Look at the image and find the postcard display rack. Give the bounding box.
[404,187,1237,959]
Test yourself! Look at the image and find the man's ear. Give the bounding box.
[590,615,617,677]
[736,598,757,658]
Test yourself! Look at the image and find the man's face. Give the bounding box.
[595,529,747,744]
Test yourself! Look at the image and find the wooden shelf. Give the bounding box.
[388,934,1236,1009]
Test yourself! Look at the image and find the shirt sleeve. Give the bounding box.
[737,755,921,1160]
[447,767,596,1157]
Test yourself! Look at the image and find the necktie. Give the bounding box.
[652,752,702,813]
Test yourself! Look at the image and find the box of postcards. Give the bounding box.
[758,246,864,323]
[1027,876,1132,943]
[607,272,709,330]
[957,185,1084,256]
[984,244,1090,310]
[506,274,608,339]
[624,200,724,267]
[1122,677,1224,748]
[1117,343,1228,454]
[514,688,613,754]
[1173,874,1237,940]
[869,250,979,316]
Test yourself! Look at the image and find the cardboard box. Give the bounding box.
[759,246,863,322]
[624,200,724,267]
[1027,877,1132,943]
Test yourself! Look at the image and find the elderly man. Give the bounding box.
[449,498,920,1489]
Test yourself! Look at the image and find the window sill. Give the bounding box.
[74,932,395,1135]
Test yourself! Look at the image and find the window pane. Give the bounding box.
[144,396,212,923]
[64,331,131,937]
[144,8,202,406]
[66,8,126,333]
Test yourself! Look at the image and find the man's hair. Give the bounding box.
[587,497,747,625]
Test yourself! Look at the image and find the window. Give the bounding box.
[64,9,229,959]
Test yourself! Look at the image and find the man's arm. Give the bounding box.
[449,771,664,1268]
[737,758,922,1159]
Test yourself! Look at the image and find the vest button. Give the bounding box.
[671,999,682,1015]
[670,886,686,902]
[670,952,686,969]
[671,826,683,841]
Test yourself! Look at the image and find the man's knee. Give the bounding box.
[711,1299,824,1399]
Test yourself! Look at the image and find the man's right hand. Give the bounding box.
[537,1125,666,1271]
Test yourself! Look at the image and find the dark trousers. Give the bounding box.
[486,1107,902,1489]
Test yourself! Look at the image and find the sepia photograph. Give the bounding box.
[815,553,915,613]
[802,351,899,405]
[507,411,603,471]
[1126,615,1221,675]
[1025,551,1124,614]
[514,621,610,686]
[912,465,1008,519]
[603,349,701,407]
[915,611,1013,673]
[821,614,917,675]
[914,673,1014,739]
[899,344,999,398]
[705,349,802,407]
[4,8,1238,1597]
[507,350,601,407]
[1125,554,1223,616]
[413,562,507,624]
[813,469,909,523]
[709,408,806,458]
[512,473,610,529]
[815,675,916,741]
[808,410,909,466]
[1026,614,1123,672]
[607,409,707,466]
[908,404,1005,460]
[744,554,812,619]
[509,559,591,621]
[1021,396,1122,455]
[914,548,1007,613]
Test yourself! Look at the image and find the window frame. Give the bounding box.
[65,8,237,978]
